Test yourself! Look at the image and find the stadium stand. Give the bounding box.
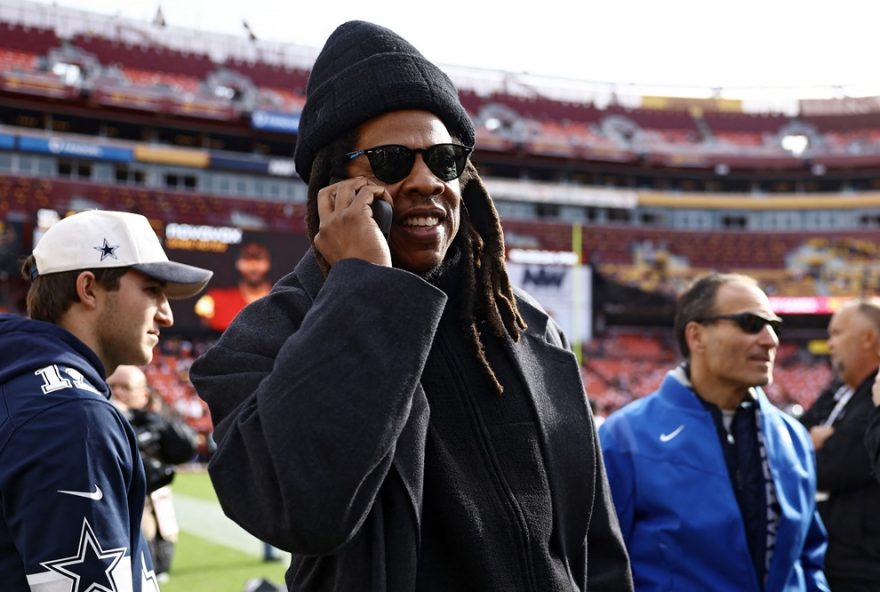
[0,0,876,428]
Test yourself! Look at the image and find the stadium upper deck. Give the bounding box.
[2,0,880,183]
[0,0,877,313]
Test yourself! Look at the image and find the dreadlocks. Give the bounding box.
[305,137,526,395]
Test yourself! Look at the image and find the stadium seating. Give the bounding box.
[223,58,310,95]
[0,21,58,54]
[0,6,872,429]
[0,175,308,232]
[71,33,214,79]
[0,48,38,73]
[584,332,831,416]
[122,67,201,93]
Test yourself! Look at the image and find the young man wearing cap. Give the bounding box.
[0,210,211,591]
[192,21,632,592]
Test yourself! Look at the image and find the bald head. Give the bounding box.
[827,299,880,389]
[106,365,150,411]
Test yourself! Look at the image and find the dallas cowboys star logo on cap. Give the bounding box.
[93,238,119,262]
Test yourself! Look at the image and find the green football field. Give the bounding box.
[159,469,288,592]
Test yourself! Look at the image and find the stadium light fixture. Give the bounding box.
[781,134,809,157]
[51,62,82,86]
[485,117,501,131]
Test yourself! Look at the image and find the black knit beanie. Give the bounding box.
[294,20,475,183]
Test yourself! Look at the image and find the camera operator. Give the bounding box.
[108,365,197,583]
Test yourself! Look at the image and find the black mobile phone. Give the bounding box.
[370,199,392,238]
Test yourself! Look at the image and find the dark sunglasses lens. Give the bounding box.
[425,145,469,181]
[736,314,763,333]
[738,314,781,336]
[367,146,413,183]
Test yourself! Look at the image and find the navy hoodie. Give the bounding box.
[0,313,159,591]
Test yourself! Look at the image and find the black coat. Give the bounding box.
[191,250,632,591]
[868,405,880,486]
[802,371,880,582]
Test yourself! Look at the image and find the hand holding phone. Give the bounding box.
[315,177,393,267]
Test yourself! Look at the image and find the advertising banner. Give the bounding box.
[506,261,592,344]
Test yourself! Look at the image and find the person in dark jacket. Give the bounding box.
[801,298,880,592]
[108,364,199,582]
[868,370,880,483]
[0,209,211,591]
[190,20,632,592]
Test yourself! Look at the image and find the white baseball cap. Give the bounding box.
[32,210,213,299]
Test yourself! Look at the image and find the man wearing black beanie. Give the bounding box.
[192,20,632,592]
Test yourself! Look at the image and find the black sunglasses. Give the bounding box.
[344,143,473,184]
[695,312,782,336]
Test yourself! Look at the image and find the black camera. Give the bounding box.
[129,409,197,493]
[132,419,177,493]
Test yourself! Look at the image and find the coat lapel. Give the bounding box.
[502,327,594,562]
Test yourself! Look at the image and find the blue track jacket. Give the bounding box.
[0,314,159,591]
[599,369,828,591]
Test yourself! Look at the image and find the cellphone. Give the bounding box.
[370,199,392,238]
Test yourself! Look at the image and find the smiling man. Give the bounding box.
[599,272,829,591]
[191,20,632,592]
[0,210,211,591]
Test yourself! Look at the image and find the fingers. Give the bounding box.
[317,177,364,221]
[313,176,393,268]
[317,177,390,222]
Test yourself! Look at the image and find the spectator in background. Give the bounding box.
[191,20,632,592]
[589,398,606,428]
[868,370,880,483]
[108,364,198,583]
[194,239,272,332]
[801,299,880,591]
[0,210,211,591]
[600,272,828,591]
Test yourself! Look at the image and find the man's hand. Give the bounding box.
[314,176,393,268]
[810,425,835,450]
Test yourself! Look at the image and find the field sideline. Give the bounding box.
[160,467,289,592]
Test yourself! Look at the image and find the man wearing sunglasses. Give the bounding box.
[800,299,880,592]
[600,273,829,591]
[191,20,632,592]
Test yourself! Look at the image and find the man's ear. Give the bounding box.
[864,325,880,354]
[74,271,100,310]
[685,321,704,355]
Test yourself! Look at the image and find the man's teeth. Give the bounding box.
[403,216,439,227]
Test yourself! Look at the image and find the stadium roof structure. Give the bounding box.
[2,0,880,116]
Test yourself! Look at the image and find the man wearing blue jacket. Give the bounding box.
[0,210,211,591]
[600,272,829,591]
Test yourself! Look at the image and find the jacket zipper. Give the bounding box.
[438,332,539,592]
